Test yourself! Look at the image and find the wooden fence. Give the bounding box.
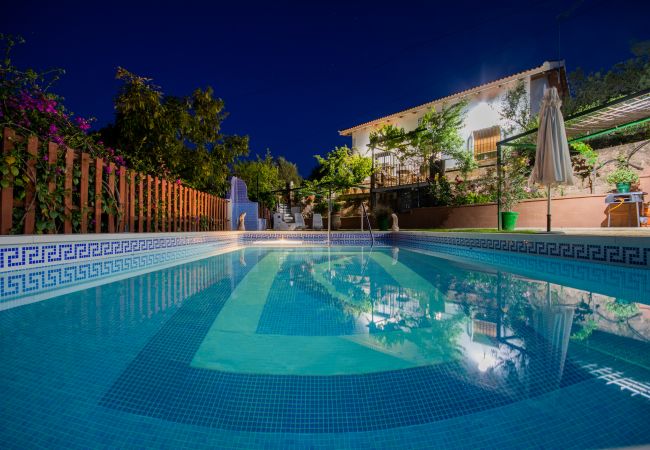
[1,128,230,235]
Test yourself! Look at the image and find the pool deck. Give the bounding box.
[547,228,650,236]
[341,227,650,236]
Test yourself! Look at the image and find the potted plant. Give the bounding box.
[330,201,342,230]
[373,205,392,231]
[498,151,530,231]
[606,156,639,193]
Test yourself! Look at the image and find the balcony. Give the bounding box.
[372,152,430,190]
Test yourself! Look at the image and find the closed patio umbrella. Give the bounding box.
[529,87,574,232]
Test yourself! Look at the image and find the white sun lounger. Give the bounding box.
[312,213,323,230]
[294,212,306,230]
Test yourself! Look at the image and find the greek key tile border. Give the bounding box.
[241,232,393,246]
[393,233,650,269]
[1,231,648,273]
[0,235,239,272]
[397,241,650,302]
[0,243,239,302]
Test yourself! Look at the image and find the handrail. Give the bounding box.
[361,202,374,247]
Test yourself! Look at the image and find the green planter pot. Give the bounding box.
[377,216,390,231]
[500,211,519,231]
[616,182,631,193]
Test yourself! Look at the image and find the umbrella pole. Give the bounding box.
[547,185,552,232]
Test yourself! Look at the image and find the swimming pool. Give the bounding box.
[1,244,649,448]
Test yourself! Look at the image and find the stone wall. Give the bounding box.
[445,139,650,196]
[562,139,650,196]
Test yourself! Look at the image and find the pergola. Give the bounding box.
[496,88,650,230]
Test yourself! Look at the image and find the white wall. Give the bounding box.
[349,78,530,163]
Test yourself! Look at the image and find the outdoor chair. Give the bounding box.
[294,212,306,229]
[312,213,323,230]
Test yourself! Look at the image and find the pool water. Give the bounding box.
[1,245,649,449]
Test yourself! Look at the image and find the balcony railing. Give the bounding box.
[373,152,428,189]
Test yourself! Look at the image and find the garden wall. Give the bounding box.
[396,183,648,229]
[392,142,650,230]
[447,139,650,197]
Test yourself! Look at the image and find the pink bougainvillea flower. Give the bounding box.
[48,124,58,135]
[104,166,113,174]
[176,178,181,185]
[75,117,91,132]
[44,99,57,115]
[43,155,49,162]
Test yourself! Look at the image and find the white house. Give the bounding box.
[339,61,567,190]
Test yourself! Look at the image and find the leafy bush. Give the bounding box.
[372,205,392,221]
[606,167,640,184]
[451,176,493,206]
[605,153,640,185]
[313,201,328,215]
[428,173,453,206]
[496,149,533,211]
[570,142,599,193]
[0,35,126,233]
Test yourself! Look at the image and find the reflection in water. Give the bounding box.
[272,247,650,396]
[3,246,649,394]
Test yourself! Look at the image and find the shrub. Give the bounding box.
[605,153,640,185]
[0,34,126,233]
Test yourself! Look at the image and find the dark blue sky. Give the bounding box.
[3,0,649,175]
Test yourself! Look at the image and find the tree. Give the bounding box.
[232,151,280,208]
[563,41,650,116]
[412,102,467,161]
[309,146,373,192]
[561,42,650,147]
[368,103,472,178]
[369,124,409,160]
[495,82,539,210]
[414,101,475,178]
[102,68,249,194]
[276,156,302,186]
[498,80,538,135]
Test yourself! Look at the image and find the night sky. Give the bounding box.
[3,0,649,175]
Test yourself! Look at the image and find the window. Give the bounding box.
[471,126,500,159]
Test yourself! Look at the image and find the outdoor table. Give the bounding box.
[604,191,646,227]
